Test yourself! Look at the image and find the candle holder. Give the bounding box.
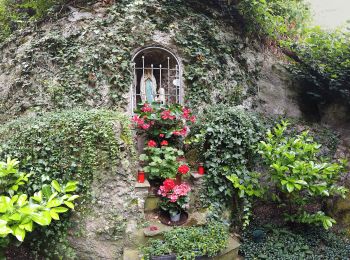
[198,163,205,175]
[137,169,145,183]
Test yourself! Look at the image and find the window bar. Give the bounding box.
[175,64,178,103]
[159,64,162,102]
[133,62,136,111]
[167,57,170,104]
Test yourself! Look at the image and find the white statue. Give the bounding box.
[140,68,157,103]
[157,87,166,104]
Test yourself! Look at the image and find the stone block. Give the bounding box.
[123,248,141,260]
[135,179,151,190]
[185,211,208,226]
[213,237,241,260]
[144,195,160,212]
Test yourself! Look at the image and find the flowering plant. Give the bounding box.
[158,179,191,216]
[140,144,190,180]
[132,102,196,144]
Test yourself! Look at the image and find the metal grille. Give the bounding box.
[130,47,182,112]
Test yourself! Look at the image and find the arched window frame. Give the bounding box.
[129,46,183,114]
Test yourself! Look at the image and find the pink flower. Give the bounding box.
[178,165,190,175]
[159,134,165,138]
[132,115,144,126]
[161,110,176,120]
[141,123,150,130]
[173,131,181,136]
[147,140,157,147]
[141,103,152,112]
[190,116,196,123]
[169,194,179,202]
[182,107,191,119]
[160,140,168,146]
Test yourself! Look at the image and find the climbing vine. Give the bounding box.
[0,109,133,258]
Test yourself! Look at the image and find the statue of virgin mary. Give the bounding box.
[140,68,157,103]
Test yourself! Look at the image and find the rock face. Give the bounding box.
[256,55,302,118]
[66,146,143,259]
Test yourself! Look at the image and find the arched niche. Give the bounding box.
[130,46,183,112]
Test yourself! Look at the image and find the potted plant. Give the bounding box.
[158,179,191,222]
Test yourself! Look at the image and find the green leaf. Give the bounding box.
[32,211,52,226]
[64,201,75,209]
[14,226,26,241]
[51,180,61,192]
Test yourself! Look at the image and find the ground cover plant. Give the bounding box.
[240,222,350,259]
[141,222,229,260]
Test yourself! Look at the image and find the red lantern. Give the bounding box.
[138,170,145,183]
[198,163,205,175]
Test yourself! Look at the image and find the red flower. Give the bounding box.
[178,164,190,175]
[147,140,157,147]
[160,140,168,146]
[190,116,196,123]
[159,133,165,138]
[141,103,152,112]
[163,179,176,191]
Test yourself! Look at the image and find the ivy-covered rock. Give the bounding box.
[0,109,142,259]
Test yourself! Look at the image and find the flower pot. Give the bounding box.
[170,211,181,222]
[150,254,176,260]
[175,173,182,185]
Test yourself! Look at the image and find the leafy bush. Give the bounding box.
[257,120,347,229]
[0,109,132,258]
[237,0,310,39]
[141,222,229,260]
[197,105,263,212]
[0,158,78,246]
[240,222,350,259]
[286,28,350,104]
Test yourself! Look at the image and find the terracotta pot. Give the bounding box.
[175,173,182,185]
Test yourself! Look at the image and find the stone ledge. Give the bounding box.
[191,171,205,179]
[135,179,151,189]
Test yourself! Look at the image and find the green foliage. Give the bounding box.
[0,0,62,41]
[0,109,132,258]
[258,120,348,229]
[140,147,184,180]
[142,222,229,260]
[240,223,350,259]
[0,158,78,243]
[237,0,310,39]
[200,105,262,203]
[286,28,350,104]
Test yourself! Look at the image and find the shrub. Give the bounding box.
[0,158,78,248]
[141,222,229,260]
[257,120,348,229]
[197,105,263,213]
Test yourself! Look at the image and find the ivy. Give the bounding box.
[0,109,133,258]
[195,105,263,213]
